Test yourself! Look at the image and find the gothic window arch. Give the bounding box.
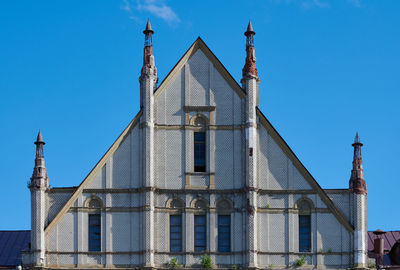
[191,114,208,172]
[167,197,185,252]
[295,198,314,252]
[191,197,209,252]
[85,195,103,252]
[216,198,233,252]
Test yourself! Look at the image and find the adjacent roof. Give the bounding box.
[0,231,30,267]
[368,231,400,252]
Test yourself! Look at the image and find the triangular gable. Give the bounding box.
[44,111,142,234]
[257,108,354,233]
[154,37,245,99]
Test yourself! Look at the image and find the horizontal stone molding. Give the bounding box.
[82,188,320,195]
[45,250,351,256]
[183,106,216,112]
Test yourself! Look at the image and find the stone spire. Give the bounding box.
[349,132,367,194]
[242,20,258,78]
[30,130,49,189]
[141,19,157,78]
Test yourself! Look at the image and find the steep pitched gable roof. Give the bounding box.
[257,108,354,232]
[44,38,353,235]
[44,111,142,234]
[154,37,245,99]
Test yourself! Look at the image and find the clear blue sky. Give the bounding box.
[0,0,399,231]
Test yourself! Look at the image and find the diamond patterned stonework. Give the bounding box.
[23,22,367,270]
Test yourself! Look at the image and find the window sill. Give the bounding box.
[185,172,215,176]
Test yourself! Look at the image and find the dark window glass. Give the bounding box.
[299,215,311,252]
[170,215,182,252]
[194,215,206,252]
[89,214,101,251]
[194,132,206,172]
[218,215,230,252]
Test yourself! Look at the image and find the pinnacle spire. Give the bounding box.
[143,19,154,35]
[30,130,49,189]
[242,21,258,78]
[349,132,366,194]
[35,130,45,145]
[245,20,255,36]
[354,132,361,144]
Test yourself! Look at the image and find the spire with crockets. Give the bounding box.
[349,132,367,194]
[30,130,49,189]
[242,20,258,78]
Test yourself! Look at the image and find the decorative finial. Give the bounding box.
[353,132,362,145]
[245,20,255,36]
[35,130,45,145]
[143,19,154,35]
[242,20,258,78]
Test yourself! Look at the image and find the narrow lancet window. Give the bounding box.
[170,215,182,252]
[194,215,206,252]
[218,215,231,252]
[194,132,206,172]
[88,214,101,251]
[297,199,312,252]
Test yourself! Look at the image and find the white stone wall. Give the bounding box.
[41,45,356,269]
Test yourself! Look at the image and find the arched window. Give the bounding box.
[216,199,233,252]
[192,198,208,252]
[168,198,184,252]
[193,115,207,172]
[87,197,102,252]
[297,199,313,252]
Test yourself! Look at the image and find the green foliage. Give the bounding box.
[231,264,242,270]
[328,248,332,253]
[368,260,376,269]
[165,257,181,269]
[295,255,306,267]
[200,254,213,269]
[266,203,270,208]
[319,248,324,253]
[268,264,274,269]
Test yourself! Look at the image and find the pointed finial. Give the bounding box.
[143,19,154,35]
[34,130,45,145]
[352,132,363,146]
[354,132,360,143]
[245,20,255,36]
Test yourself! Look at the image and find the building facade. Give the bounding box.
[22,21,368,269]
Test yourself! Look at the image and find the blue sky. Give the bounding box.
[0,0,399,231]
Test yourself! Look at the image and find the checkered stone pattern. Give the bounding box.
[328,193,351,221]
[155,129,166,187]
[258,213,269,251]
[268,213,287,252]
[155,212,169,252]
[86,165,106,188]
[187,50,209,106]
[164,130,184,189]
[156,69,184,125]
[86,254,102,265]
[190,174,208,187]
[212,66,240,125]
[316,213,343,252]
[130,125,141,188]
[56,212,76,251]
[112,131,132,188]
[46,192,72,225]
[214,130,235,189]
[267,134,289,190]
